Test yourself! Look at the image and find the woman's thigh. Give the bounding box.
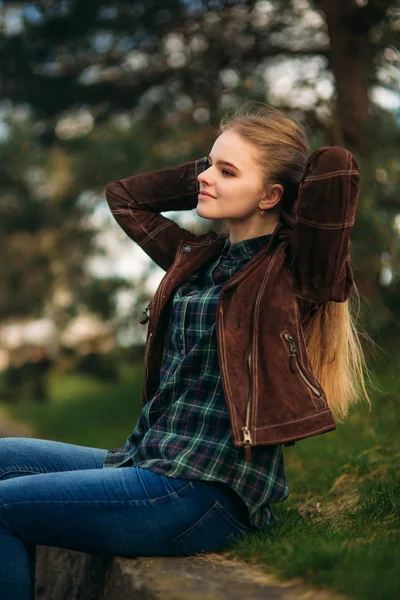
[0,463,251,557]
[0,437,107,479]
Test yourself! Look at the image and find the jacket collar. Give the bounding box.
[276,221,293,241]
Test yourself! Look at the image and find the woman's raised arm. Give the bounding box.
[104,157,208,271]
[289,146,360,304]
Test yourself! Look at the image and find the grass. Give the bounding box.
[0,363,144,449]
[226,473,399,600]
[225,353,400,600]
[1,356,399,599]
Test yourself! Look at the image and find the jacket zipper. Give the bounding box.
[142,332,153,403]
[241,241,285,461]
[144,332,153,367]
[216,252,270,447]
[217,239,285,455]
[242,345,253,463]
[282,331,322,397]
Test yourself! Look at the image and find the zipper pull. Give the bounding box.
[242,426,252,463]
[139,302,151,324]
[284,333,297,373]
[289,354,297,373]
[285,333,297,353]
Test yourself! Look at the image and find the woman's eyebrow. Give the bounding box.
[208,155,240,172]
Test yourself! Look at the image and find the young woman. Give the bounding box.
[0,103,370,599]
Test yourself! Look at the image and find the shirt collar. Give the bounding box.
[220,233,272,261]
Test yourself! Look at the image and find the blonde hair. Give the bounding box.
[217,101,374,422]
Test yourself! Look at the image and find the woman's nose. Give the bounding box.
[198,167,213,185]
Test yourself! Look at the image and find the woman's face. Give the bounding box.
[196,129,267,222]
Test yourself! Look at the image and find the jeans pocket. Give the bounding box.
[171,500,250,557]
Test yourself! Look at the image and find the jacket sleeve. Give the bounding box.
[104,157,209,271]
[289,146,360,304]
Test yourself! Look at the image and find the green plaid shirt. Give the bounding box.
[104,233,289,529]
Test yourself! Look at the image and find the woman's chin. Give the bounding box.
[196,206,214,219]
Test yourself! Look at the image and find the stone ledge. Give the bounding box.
[35,546,349,600]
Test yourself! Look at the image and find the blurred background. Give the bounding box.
[0,0,399,436]
[1,4,400,594]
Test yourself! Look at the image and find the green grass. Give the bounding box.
[1,356,399,599]
[225,472,399,600]
[0,363,144,449]
[225,355,400,600]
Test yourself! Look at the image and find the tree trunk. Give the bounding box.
[319,0,370,150]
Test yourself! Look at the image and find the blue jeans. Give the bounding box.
[0,437,251,599]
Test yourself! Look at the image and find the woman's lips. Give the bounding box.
[198,190,215,198]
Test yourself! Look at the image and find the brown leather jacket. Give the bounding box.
[105,146,359,462]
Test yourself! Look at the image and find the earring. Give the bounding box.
[260,209,265,216]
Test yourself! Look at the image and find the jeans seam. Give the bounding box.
[135,478,194,503]
[1,481,195,510]
[0,470,42,479]
[214,501,250,532]
[171,500,220,553]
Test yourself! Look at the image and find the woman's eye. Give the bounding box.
[207,162,234,177]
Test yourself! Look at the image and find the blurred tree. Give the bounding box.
[0,0,399,343]
[0,116,128,325]
[0,118,53,319]
[317,0,398,150]
[0,1,398,147]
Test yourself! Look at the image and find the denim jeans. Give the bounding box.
[0,437,251,600]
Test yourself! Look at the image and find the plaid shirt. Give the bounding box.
[104,232,289,529]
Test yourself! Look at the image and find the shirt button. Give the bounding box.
[181,350,184,355]
[179,334,183,340]
[182,244,191,253]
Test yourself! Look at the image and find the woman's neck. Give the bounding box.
[227,215,279,244]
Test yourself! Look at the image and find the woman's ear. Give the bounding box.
[260,184,284,211]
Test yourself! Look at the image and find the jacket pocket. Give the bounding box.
[171,500,249,557]
[280,329,323,400]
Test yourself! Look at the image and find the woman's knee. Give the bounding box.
[0,438,48,480]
